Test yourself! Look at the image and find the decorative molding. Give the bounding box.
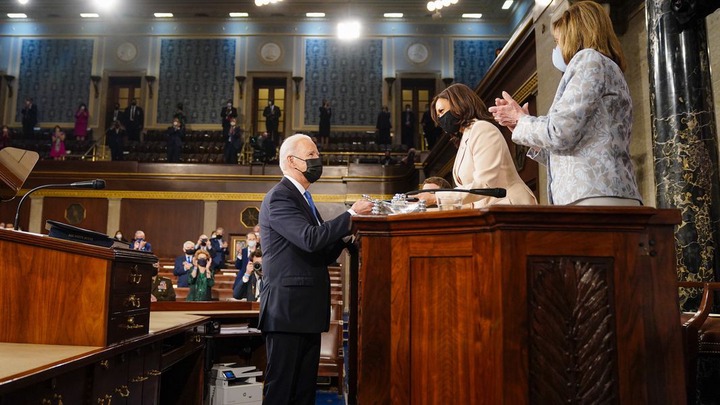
[527,256,618,404]
[513,72,538,105]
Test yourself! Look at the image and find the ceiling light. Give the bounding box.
[229,12,249,17]
[306,12,325,17]
[384,13,403,18]
[461,13,483,19]
[80,13,100,18]
[255,0,283,6]
[337,20,361,40]
[154,12,174,18]
[8,13,28,18]
[427,2,436,12]
[18,0,29,4]
[502,0,513,9]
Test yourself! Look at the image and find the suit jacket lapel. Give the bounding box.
[280,177,320,224]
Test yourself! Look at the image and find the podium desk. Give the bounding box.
[350,206,685,404]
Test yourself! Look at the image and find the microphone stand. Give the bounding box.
[13,180,106,230]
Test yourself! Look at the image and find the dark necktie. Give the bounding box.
[304,191,319,223]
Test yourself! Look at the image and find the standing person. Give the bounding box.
[0,125,11,150]
[318,99,332,149]
[258,134,373,404]
[223,118,242,164]
[49,126,66,160]
[233,231,259,290]
[210,227,228,271]
[108,102,124,126]
[186,249,215,301]
[375,106,391,145]
[173,241,196,287]
[428,83,537,208]
[74,103,89,142]
[263,99,281,145]
[401,104,415,148]
[232,249,264,302]
[220,99,237,138]
[166,117,184,163]
[124,98,144,142]
[130,230,152,252]
[489,1,641,206]
[106,120,125,161]
[173,103,187,128]
[21,98,38,138]
[421,103,439,149]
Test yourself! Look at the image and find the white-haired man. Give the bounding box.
[258,134,373,404]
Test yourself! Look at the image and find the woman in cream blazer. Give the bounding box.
[431,83,537,208]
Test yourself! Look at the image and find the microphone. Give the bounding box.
[14,179,106,230]
[405,188,507,198]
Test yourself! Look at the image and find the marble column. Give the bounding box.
[646,0,720,309]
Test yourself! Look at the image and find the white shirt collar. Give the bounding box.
[284,174,307,195]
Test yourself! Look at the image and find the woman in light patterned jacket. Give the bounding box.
[489,1,642,206]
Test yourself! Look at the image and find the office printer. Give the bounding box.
[207,363,262,405]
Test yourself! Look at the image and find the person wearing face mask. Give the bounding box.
[220,99,238,138]
[166,118,184,163]
[375,106,392,145]
[124,98,144,142]
[489,1,641,206]
[428,83,537,208]
[186,250,215,301]
[401,104,415,149]
[106,120,125,161]
[263,99,282,145]
[232,231,260,290]
[223,117,243,164]
[74,103,89,142]
[258,134,374,404]
[232,249,264,301]
[174,241,197,287]
[210,227,229,271]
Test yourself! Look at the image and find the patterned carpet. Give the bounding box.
[316,390,344,405]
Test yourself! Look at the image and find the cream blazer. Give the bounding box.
[452,120,537,208]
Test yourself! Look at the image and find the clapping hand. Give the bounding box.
[488,91,529,131]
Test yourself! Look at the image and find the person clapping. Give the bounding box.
[186,250,215,301]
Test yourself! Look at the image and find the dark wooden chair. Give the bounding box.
[319,300,344,395]
[679,281,720,404]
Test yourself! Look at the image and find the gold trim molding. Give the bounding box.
[513,72,538,105]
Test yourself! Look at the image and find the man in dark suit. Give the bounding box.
[232,249,263,301]
[124,98,144,142]
[401,103,415,148]
[220,99,238,138]
[223,118,242,164]
[259,134,373,404]
[263,99,281,145]
[173,241,196,287]
[210,227,228,271]
[21,98,38,138]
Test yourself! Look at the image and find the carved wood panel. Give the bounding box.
[527,256,619,404]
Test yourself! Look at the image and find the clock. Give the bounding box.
[407,43,429,64]
[260,42,282,63]
[116,42,138,62]
[241,206,260,228]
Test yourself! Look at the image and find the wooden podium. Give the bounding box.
[350,206,686,404]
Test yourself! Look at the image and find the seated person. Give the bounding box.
[186,250,215,301]
[250,131,276,163]
[379,150,396,165]
[173,240,196,287]
[151,275,176,301]
[233,249,263,302]
[416,176,452,207]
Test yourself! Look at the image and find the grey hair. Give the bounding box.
[279,133,313,173]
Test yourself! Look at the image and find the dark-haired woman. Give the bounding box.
[74,103,89,142]
[430,83,537,208]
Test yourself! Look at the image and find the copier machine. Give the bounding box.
[206,363,263,405]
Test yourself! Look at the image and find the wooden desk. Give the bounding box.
[350,206,686,404]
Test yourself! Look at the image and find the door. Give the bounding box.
[253,78,286,144]
[105,77,142,130]
[400,78,436,151]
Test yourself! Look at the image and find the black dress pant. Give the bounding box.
[263,332,321,405]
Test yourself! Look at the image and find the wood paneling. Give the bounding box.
[120,199,204,258]
[42,197,108,234]
[217,201,258,235]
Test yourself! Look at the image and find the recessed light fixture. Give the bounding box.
[337,20,361,40]
[7,13,28,18]
[154,12,174,18]
[229,12,249,17]
[18,0,29,4]
[306,12,325,18]
[383,13,403,18]
[502,0,513,10]
[80,13,100,18]
[461,13,483,19]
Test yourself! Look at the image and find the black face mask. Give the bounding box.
[294,156,323,183]
[215,234,223,240]
[185,249,195,255]
[438,112,461,136]
[197,258,208,267]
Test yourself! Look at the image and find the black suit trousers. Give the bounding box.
[263,332,321,405]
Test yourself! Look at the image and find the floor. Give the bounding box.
[316,390,344,405]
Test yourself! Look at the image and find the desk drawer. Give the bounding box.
[108,312,150,344]
[112,262,153,293]
[110,292,151,315]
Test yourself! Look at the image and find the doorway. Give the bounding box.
[253,78,286,144]
[400,78,436,150]
[105,77,142,130]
